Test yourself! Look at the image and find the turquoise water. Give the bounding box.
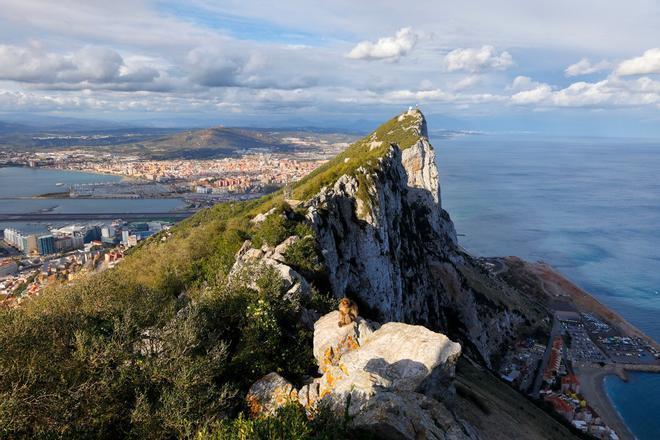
[0,167,185,233]
[437,135,660,439]
[604,372,660,439]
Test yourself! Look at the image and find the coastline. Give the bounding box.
[575,365,636,440]
[498,257,660,439]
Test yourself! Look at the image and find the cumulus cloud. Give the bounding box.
[444,45,512,73]
[565,58,610,77]
[615,48,660,76]
[510,75,660,108]
[452,75,481,91]
[509,76,542,91]
[346,27,417,61]
[511,84,552,104]
[0,43,163,90]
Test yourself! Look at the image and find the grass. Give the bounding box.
[289,110,426,203]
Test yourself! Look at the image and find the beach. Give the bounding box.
[576,363,660,440]
[575,365,634,440]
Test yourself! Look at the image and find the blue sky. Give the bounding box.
[0,0,659,136]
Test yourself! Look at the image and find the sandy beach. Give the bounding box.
[575,365,635,440]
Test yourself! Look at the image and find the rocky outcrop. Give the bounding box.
[246,372,298,417]
[301,109,532,365]
[229,237,310,298]
[248,311,472,439]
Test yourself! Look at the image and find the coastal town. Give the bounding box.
[0,148,333,207]
[489,257,660,440]
[0,135,343,305]
[1,220,171,306]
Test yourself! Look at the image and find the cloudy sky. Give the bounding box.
[0,0,659,135]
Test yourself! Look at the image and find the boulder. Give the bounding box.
[313,310,378,373]
[246,312,468,439]
[246,372,298,417]
[351,391,469,440]
[313,320,462,413]
[271,235,299,264]
[229,239,311,298]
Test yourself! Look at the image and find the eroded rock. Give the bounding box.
[247,311,468,439]
[246,372,298,417]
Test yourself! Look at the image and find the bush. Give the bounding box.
[196,401,360,440]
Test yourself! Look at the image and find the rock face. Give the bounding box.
[229,237,310,298]
[246,372,298,417]
[248,311,472,440]
[303,109,530,365]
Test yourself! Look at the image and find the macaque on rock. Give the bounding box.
[338,297,359,327]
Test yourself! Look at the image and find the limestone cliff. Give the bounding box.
[299,109,545,366]
[235,109,547,365]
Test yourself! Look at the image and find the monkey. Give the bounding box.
[338,297,359,327]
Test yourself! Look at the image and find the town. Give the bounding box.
[0,148,332,205]
[1,220,171,306]
[498,307,660,440]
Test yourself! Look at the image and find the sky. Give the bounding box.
[0,0,659,136]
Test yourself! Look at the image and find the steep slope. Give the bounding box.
[258,109,548,365]
[0,109,572,439]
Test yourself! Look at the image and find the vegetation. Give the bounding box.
[290,110,424,201]
[196,402,363,440]
[0,110,425,438]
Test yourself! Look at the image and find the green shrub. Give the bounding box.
[196,401,359,440]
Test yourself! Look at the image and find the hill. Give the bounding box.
[0,109,580,439]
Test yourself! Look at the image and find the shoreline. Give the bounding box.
[499,257,660,439]
[575,363,660,440]
[575,365,636,440]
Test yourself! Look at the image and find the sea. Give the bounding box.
[0,166,185,234]
[437,134,660,440]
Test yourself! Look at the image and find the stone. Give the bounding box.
[350,391,472,440]
[270,235,299,264]
[245,372,298,417]
[336,322,461,394]
[245,311,470,439]
[313,310,377,373]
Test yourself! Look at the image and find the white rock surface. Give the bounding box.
[247,311,471,439]
[246,372,298,417]
[304,110,523,365]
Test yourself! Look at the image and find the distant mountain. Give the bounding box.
[133,127,287,158]
[0,121,33,134]
[84,126,309,159]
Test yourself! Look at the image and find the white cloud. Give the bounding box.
[0,43,165,90]
[510,76,660,108]
[615,48,660,76]
[452,75,481,91]
[511,84,552,104]
[565,58,610,77]
[509,75,542,91]
[346,27,417,61]
[444,45,512,73]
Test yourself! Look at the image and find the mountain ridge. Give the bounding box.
[0,109,583,439]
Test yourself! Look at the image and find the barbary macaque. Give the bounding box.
[338,297,359,327]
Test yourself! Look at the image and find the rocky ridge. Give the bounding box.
[235,109,545,366]
[247,310,472,439]
[231,108,579,439]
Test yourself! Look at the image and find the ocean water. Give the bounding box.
[0,167,185,234]
[604,372,660,439]
[437,134,660,439]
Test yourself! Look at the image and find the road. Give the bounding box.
[0,212,196,221]
[530,316,561,398]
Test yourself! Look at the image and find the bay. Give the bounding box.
[0,166,185,234]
